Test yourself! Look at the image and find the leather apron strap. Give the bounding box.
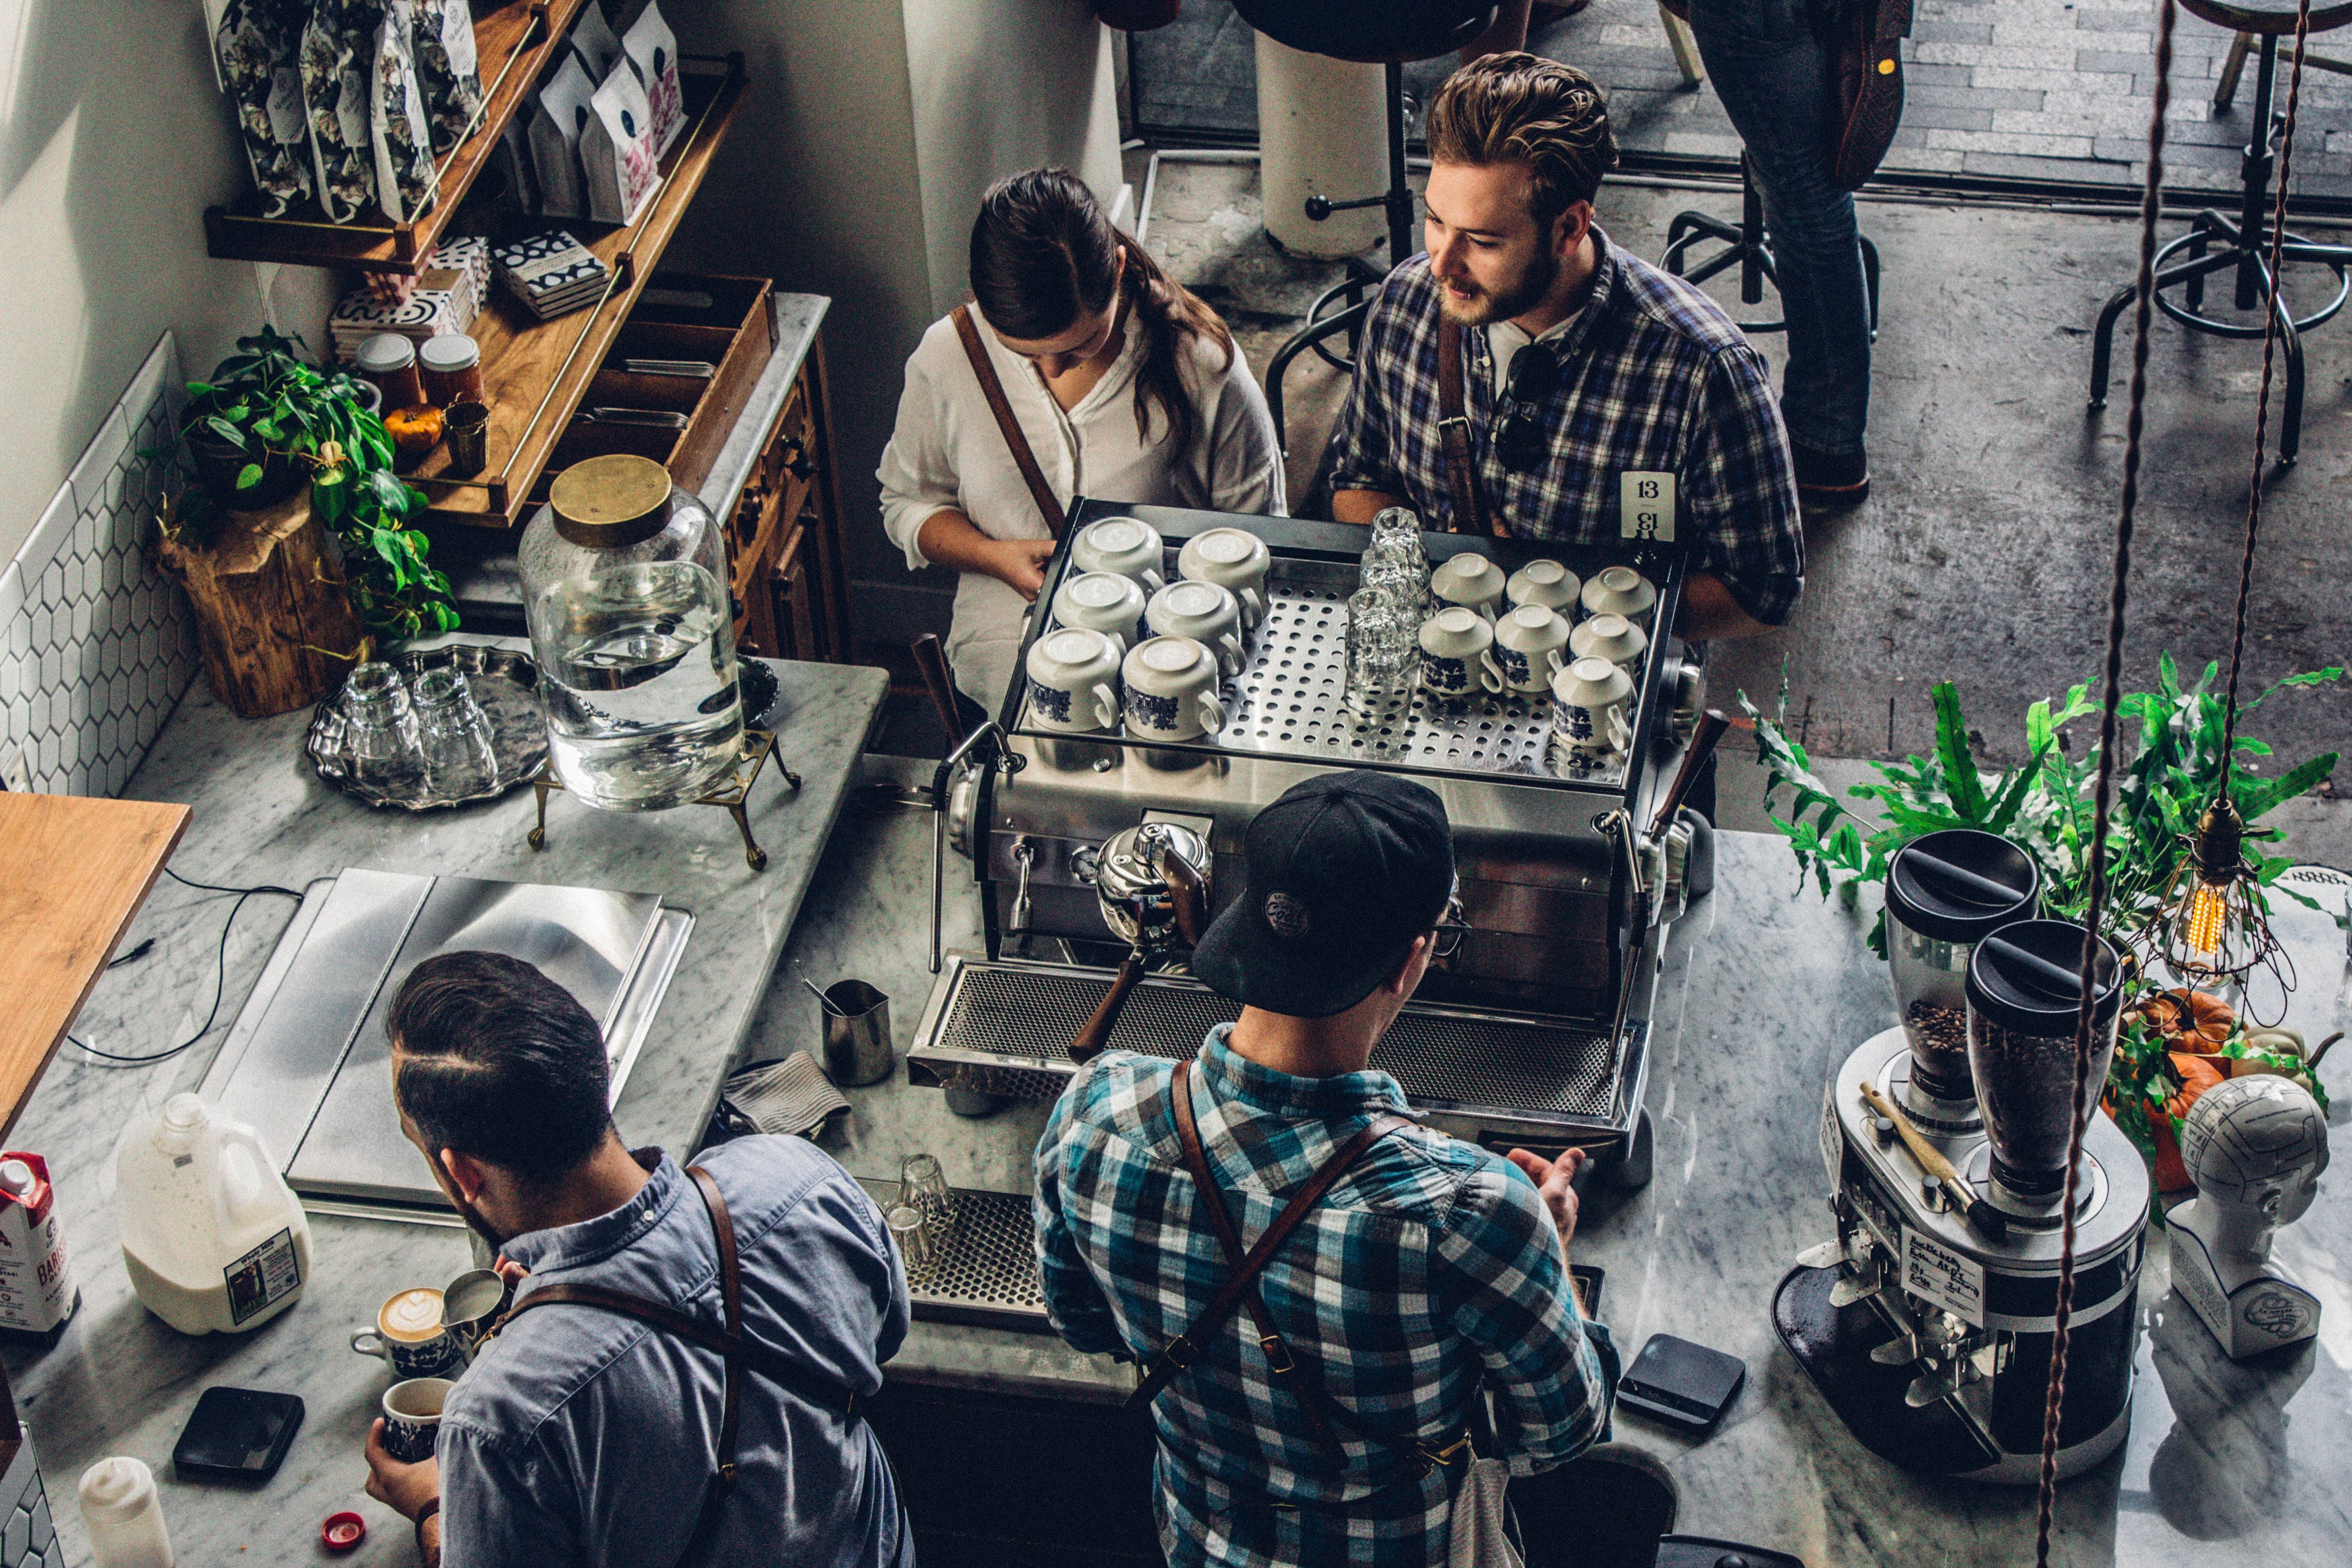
[952,303,1069,539]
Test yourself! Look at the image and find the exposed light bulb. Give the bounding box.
[2184,879,2228,959]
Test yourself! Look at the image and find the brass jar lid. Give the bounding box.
[550,454,673,548]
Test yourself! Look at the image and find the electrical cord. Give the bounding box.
[67,868,303,1067]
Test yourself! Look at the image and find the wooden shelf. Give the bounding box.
[415,59,747,532]
[204,0,590,274]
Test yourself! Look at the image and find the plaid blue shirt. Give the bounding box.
[1324,229,1805,626]
[1033,1027,1616,1567]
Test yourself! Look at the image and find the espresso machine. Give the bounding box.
[1779,837,2150,1484]
[892,503,1712,1326]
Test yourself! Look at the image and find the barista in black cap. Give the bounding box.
[1032,770,1616,1567]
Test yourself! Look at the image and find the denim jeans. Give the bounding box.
[1684,0,1873,458]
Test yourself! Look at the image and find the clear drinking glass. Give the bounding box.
[898,1153,958,1232]
[413,667,499,796]
[1344,585,1418,720]
[886,1203,939,1283]
[1361,508,1432,619]
[343,663,421,787]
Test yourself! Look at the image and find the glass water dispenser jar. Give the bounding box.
[1884,829,2040,1126]
[520,454,743,810]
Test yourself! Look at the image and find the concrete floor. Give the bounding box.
[1139,155,2352,869]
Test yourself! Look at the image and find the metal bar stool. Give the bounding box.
[1660,153,1882,339]
[2087,0,2352,466]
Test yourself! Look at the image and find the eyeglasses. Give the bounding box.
[1430,891,1471,960]
[1494,342,1561,473]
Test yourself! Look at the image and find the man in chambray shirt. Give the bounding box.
[359,951,912,1567]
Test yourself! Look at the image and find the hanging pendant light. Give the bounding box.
[2148,791,2288,991]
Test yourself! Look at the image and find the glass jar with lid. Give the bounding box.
[355,334,424,411]
[419,335,483,407]
[1883,828,2040,1125]
[519,454,743,810]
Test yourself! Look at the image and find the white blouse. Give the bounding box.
[877,304,1286,709]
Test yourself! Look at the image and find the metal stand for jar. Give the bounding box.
[526,730,799,870]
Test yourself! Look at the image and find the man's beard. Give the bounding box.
[1438,245,1561,327]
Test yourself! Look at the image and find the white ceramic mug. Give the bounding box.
[1176,527,1271,629]
[351,1287,466,1380]
[1552,655,1635,755]
[1050,571,1148,656]
[1569,611,1649,677]
[1121,636,1228,740]
[1492,605,1571,695]
[1071,516,1165,595]
[1580,565,1657,631]
[1146,581,1246,677]
[1025,628,1122,733]
[1417,607,1505,698]
[381,1377,452,1464]
[1430,552,1507,621]
[1506,559,1581,617]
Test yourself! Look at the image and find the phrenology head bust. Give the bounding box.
[2182,1075,2330,1226]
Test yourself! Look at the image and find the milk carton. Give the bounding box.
[0,1152,79,1340]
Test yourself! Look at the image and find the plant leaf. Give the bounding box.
[233,463,263,491]
[1931,683,1988,820]
[2239,753,2337,821]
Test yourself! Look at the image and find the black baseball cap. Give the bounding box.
[1191,771,1456,1019]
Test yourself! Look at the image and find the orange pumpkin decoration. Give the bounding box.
[383,404,445,453]
[2138,988,2233,1050]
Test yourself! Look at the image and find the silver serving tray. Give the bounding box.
[305,643,547,811]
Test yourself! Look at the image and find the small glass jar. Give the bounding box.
[419,335,483,407]
[355,334,424,411]
[343,663,421,787]
[413,666,498,796]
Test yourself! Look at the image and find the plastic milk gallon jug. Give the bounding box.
[117,1094,311,1335]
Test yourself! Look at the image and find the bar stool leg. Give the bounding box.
[2214,31,2253,114]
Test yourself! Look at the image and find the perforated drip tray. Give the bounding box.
[1024,566,1630,788]
[905,957,1636,1137]
[856,1180,1050,1330]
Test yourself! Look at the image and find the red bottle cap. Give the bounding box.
[322,1512,366,1552]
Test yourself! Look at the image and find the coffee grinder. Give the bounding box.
[1778,858,2151,1483]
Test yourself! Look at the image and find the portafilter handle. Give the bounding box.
[1647,708,1734,841]
[1070,949,1147,1064]
[911,633,967,747]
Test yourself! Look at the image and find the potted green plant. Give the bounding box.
[165,327,379,517]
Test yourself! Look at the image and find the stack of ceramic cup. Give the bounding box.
[1027,515,1170,736]
[1550,564,1658,771]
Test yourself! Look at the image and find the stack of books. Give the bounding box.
[492,232,613,321]
[327,236,492,359]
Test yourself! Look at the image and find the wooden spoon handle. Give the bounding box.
[1070,951,1146,1063]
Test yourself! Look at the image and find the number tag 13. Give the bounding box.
[1620,471,1676,542]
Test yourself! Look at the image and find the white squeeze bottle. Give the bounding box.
[116,1094,312,1335]
[79,1457,173,1568]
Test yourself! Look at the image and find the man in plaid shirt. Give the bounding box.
[1326,53,1804,638]
[1033,772,1616,1566]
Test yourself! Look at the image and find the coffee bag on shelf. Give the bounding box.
[580,60,658,225]
[527,50,596,220]
[299,0,381,223]
[620,1,683,158]
[212,0,313,218]
[369,0,437,224]
[410,0,483,155]
[568,0,623,81]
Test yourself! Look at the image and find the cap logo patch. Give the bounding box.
[1263,890,1312,940]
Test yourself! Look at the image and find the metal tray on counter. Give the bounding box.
[306,642,547,811]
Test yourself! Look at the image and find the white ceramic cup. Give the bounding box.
[1071,516,1165,595]
[1121,636,1228,740]
[1580,565,1657,631]
[1417,607,1505,698]
[1025,628,1122,733]
[1146,580,1246,677]
[1552,654,1635,755]
[1569,611,1649,677]
[381,1377,453,1464]
[351,1286,466,1380]
[1430,552,1507,621]
[1051,571,1148,656]
[1492,605,1572,695]
[1506,559,1581,617]
[1176,527,1271,629]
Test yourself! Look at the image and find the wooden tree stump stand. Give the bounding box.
[155,493,364,718]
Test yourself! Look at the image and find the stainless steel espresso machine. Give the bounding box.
[894,503,1711,1325]
[1778,831,2150,1483]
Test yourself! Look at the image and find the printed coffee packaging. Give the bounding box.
[498,116,542,215]
[568,0,623,81]
[580,59,657,224]
[212,0,313,218]
[370,0,437,224]
[527,51,597,220]
[410,0,483,155]
[620,0,683,158]
[0,1153,78,1341]
[299,0,380,223]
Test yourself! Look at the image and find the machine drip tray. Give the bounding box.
[1771,1264,2001,1476]
[857,1180,1051,1332]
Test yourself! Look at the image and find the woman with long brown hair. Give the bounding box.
[880,167,1284,715]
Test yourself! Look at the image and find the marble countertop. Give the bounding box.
[775,791,2352,1567]
[1,655,885,1565]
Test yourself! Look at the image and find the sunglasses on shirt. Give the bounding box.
[1494,341,1562,473]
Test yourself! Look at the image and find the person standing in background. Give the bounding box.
[879,169,1285,723]
[1681,0,1876,509]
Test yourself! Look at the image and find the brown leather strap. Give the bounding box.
[1435,320,1500,539]
[1126,1064,1410,1437]
[688,1167,745,1495]
[951,304,1068,539]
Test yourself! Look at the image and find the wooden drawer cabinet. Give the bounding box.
[729,333,849,662]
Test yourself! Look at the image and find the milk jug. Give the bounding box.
[116,1095,312,1335]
